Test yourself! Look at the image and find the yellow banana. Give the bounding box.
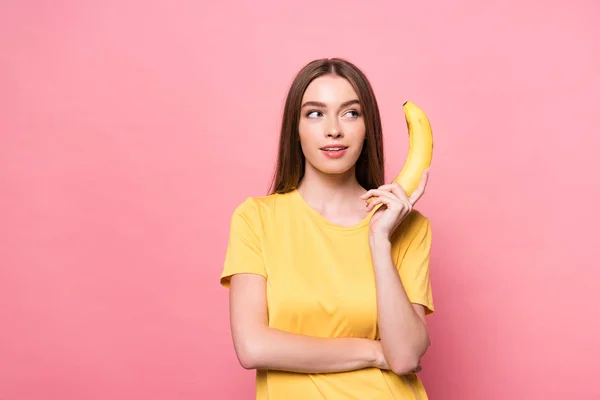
[367,101,433,203]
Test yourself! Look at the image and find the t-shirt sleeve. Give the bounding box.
[220,198,267,288]
[395,212,435,315]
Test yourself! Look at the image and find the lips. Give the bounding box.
[320,145,348,151]
[320,145,348,159]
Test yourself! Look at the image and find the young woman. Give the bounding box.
[220,57,434,399]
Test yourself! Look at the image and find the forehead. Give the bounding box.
[302,75,358,104]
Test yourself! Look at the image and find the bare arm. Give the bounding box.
[369,235,430,375]
[361,172,433,376]
[228,273,385,373]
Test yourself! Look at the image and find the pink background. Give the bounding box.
[1,1,599,399]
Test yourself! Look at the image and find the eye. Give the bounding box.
[306,110,322,118]
[344,110,361,118]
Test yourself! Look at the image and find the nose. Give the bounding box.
[326,122,343,139]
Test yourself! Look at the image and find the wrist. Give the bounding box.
[369,233,391,248]
[365,339,384,368]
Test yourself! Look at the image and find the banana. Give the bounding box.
[367,101,433,203]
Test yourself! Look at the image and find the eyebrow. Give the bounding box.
[301,99,360,109]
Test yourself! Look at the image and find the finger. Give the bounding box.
[365,196,385,212]
[388,183,410,204]
[376,183,410,202]
[361,188,399,202]
[365,191,411,215]
[408,168,430,205]
[367,186,412,214]
[359,189,377,200]
[366,192,394,206]
[375,183,399,192]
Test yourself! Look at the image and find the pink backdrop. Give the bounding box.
[1,1,599,399]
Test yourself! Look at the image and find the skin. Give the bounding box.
[295,74,370,227]
[229,74,431,375]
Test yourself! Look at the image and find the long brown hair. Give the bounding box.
[268,57,385,194]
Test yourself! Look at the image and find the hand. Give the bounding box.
[360,168,430,241]
[371,340,390,370]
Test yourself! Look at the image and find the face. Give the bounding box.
[298,74,366,177]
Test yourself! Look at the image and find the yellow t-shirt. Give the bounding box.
[220,188,434,400]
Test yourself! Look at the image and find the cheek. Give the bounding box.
[341,117,364,132]
[344,124,366,144]
[298,121,321,144]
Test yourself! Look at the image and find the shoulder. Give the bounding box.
[230,190,294,223]
[401,209,430,232]
[391,208,431,246]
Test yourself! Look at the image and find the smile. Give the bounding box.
[320,147,348,158]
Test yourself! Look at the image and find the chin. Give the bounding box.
[305,150,361,176]
[312,161,358,176]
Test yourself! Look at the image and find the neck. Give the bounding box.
[296,163,366,212]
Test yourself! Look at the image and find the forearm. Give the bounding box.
[237,326,379,373]
[369,234,430,374]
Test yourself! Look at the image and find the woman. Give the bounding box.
[220,57,434,399]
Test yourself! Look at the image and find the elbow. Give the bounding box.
[235,337,263,370]
[237,350,256,370]
[388,341,430,376]
[389,356,422,376]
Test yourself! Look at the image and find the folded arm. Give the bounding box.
[369,235,431,376]
[228,273,384,374]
